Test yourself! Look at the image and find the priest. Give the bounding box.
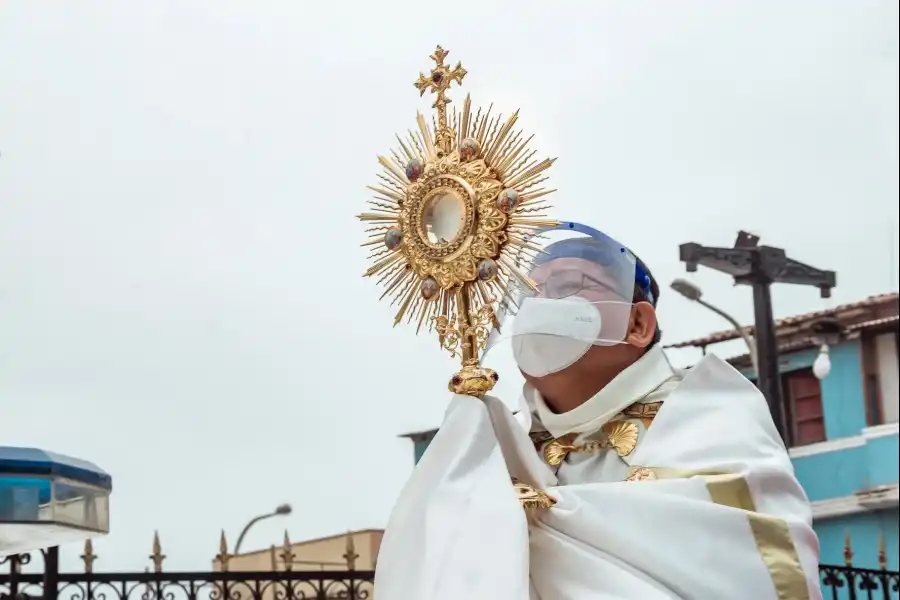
[374,222,822,600]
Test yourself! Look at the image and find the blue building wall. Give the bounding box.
[739,337,898,570]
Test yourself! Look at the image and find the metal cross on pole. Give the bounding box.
[678,231,837,442]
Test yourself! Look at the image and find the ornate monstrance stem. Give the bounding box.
[359,45,559,398]
[456,288,476,364]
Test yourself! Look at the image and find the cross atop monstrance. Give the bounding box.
[414,46,467,129]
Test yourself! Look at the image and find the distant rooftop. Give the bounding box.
[398,429,438,442]
[666,292,899,350]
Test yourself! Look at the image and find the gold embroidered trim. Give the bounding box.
[529,401,663,466]
[704,475,810,600]
[622,467,810,600]
[512,479,556,510]
[626,467,657,482]
[536,420,640,466]
[621,401,663,429]
[624,466,728,482]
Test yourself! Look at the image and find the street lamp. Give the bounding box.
[670,278,760,377]
[678,231,836,442]
[233,503,293,555]
[812,346,831,380]
[808,316,844,381]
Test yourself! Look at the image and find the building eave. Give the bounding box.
[666,292,898,350]
[398,428,438,441]
[812,485,900,521]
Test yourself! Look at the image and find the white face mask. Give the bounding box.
[511,297,603,377]
[513,334,594,377]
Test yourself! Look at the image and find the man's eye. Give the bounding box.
[554,283,583,297]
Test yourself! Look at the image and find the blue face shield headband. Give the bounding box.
[532,222,655,305]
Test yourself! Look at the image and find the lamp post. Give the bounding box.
[233,503,293,555]
[678,231,836,442]
[670,278,760,377]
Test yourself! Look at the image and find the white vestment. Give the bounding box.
[376,347,823,599]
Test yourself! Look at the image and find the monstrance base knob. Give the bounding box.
[448,361,499,398]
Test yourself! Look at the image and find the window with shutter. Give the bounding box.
[782,368,826,446]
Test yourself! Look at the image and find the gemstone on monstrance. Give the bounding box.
[405,158,424,182]
[497,188,519,213]
[477,258,498,281]
[383,228,403,251]
[432,71,444,84]
[459,138,480,162]
[420,277,439,300]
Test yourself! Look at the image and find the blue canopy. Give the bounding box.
[0,447,112,490]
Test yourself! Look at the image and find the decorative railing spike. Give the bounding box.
[343,531,359,571]
[878,530,887,571]
[842,530,854,567]
[215,530,231,572]
[150,530,166,573]
[279,530,295,572]
[80,539,97,574]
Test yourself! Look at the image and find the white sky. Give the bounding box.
[2,0,897,572]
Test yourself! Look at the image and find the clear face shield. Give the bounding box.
[484,223,644,379]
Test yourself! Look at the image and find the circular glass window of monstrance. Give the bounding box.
[422,190,465,246]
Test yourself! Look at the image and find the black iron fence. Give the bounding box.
[1,531,373,600]
[820,564,899,600]
[819,533,899,600]
[2,532,897,600]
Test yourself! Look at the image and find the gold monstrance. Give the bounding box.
[358,46,559,397]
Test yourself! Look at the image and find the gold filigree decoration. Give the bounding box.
[513,479,556,510]
[626,467,657,482]
[622,401,663,429]
[358,46,559,397]
[463,301,497,352]
[433,314,461,357]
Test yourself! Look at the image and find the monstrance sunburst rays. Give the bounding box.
[357,45,559,397]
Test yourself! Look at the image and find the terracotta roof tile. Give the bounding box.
[666,292,898,349]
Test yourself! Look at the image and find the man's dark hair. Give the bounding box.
[631,254,661,347]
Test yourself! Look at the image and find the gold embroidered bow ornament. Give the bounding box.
[540,420,640,466]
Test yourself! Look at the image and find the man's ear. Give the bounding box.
[626,302,657,349]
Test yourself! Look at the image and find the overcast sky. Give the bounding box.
[2,0,897,572]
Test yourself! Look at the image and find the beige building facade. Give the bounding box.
[215,529,383,572]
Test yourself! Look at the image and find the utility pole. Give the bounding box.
[678,231,836,443]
